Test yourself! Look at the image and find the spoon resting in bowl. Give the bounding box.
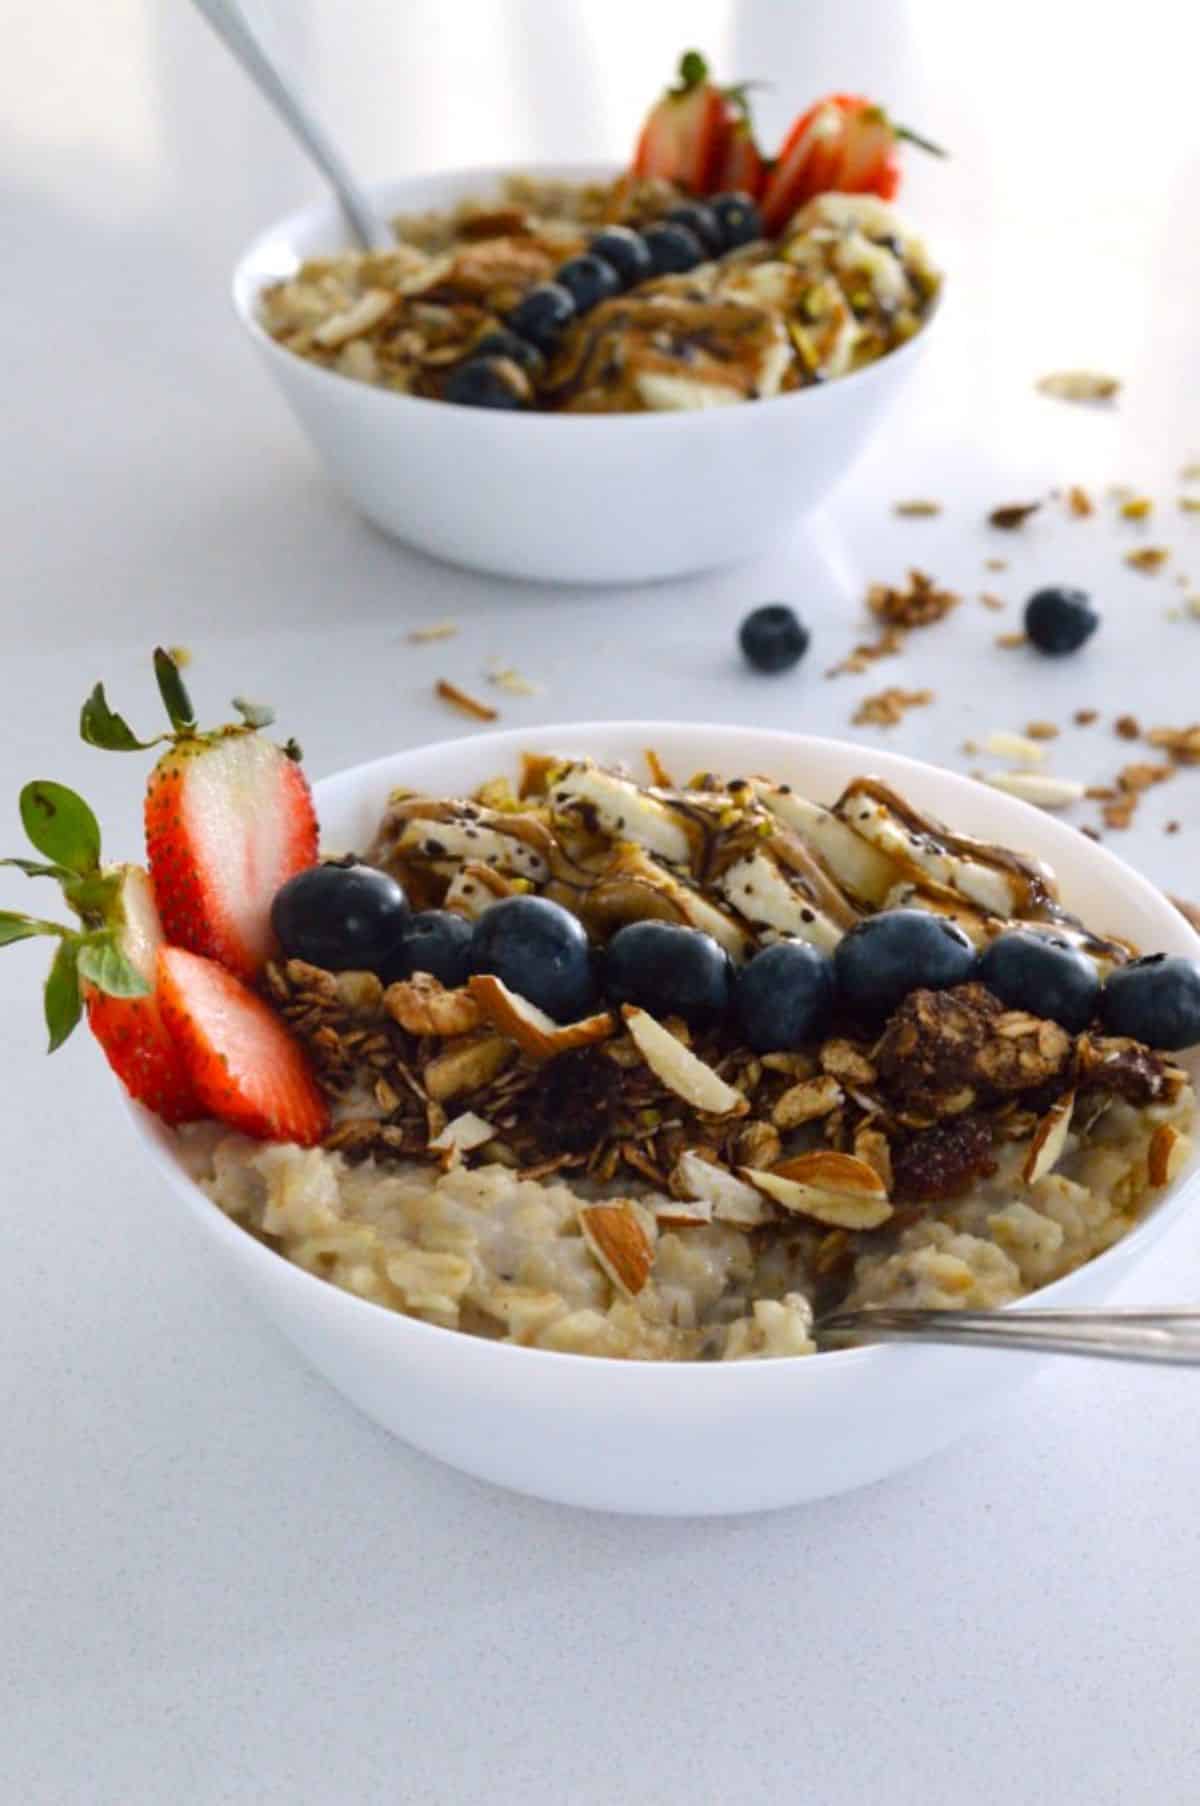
[818,1306,1200,1365]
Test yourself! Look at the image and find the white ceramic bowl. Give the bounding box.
[232,165,937,584]
[130,724,1200,1516]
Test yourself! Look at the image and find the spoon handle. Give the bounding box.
[819,1307,1200,1366]
[190,0,393,251]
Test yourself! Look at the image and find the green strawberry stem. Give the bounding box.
[892,121,947,158]
[674,49,709,93]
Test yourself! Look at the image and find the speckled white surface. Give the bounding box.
[6,0,1200,1799]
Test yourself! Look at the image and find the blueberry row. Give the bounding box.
[442,191,766,411]
[270,862,1200,1053]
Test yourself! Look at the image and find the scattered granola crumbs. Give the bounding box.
[1085,785,1117,801]
[1080,825,1102,842]
[995,631,1027,649]
[1025,721,1059,741]
[1148,725,1200,763]
[1066,485,1094,517]
[644,748,674,788]
[1102,795,1137,830]
[1114,714,1141,741]
[893,499,942,517]
[982,730,1045,767]
[866,569,960,628]
[962,738,979,756]
[1126,547,1169,574]
[984,557,1008,571]
[435,678,498,721]
[1117,762,1175,794]
[1172,895,1200,935]
[1179,497,1200,513]
[989,501,1042,530]
[1119,496,1153,520]
[979,592,1006,611]
[826,624,906,677]
[1166,820,1181,835]
[167,644,192,668]
[852,687,934,728]
[486,660,543,697]
[408,620,460,643]
[1036,371,1120,402]
[1073,708,1099,726]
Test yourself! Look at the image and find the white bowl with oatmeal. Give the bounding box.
[125,723,1200,1515]
[232,165,938,583]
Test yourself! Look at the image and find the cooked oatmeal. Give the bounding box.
[188,751,1196,1360]
[259,177,939,412]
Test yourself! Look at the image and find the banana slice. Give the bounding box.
[582,842,751,961]
[716,850,844,952]
[751,781,898,906]
[834,779,1033,917]
[395,817,549,882]
[549,762,697,867]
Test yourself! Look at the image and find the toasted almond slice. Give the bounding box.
[1148,1121,1189,1187]
[422,1032,515,1102]
[654,1197,714,1229]
[982,730,1046,767]
[772,1074,843,1129]
[672,1149,773,1227]
[1037,370,1120,402]
[984,772,1086,809]
[428,1111,496,1155]
[622,1006,749,1117]
[468,973,615,1060]
[312,288,396,347]
[741,1167,893,1230]
[1023,1089,1075,1184]
[578,1201,654,1296]
[384,973,482,1037]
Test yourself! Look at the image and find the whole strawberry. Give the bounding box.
[82,649,318,981]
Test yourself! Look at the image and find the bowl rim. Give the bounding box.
[230,158,943,430]
[129,720,1200,1377]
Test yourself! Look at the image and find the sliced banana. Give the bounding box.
[752,781,897,906]
[716,850,844,952]
[549,763,696,867]
[395,817,549,882]
[834,781,1025,917]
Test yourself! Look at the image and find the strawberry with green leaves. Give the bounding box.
[631,50,766,198]
[81,648,318,982]
[760,94,945,233]
[1,781,202,1121]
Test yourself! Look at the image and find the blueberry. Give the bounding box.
[739,604,811,674]
[735,941,835,1052]
[384,909,474,989]
[471,328,544,374]
[589,225,654,288]
[1024,587,1099,655]
[603,921,732,1028]
[442,356,529,410]
[976,929,1100,1032]
[834,909,976,1017]
[507,282,576,354]
[665,201,722,255]
[470,895,596,1022]
[1101,953,1200,1050]
[641,222,705,277]
[271,861,410,973]
[555,253,621,315]
[710,191,765,249]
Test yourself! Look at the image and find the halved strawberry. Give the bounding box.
[710,117,767,199]
[81,649,318,982]
[631,50,732,193]
[85,866,202,1123]
[157,946,329,1145]
[761,94,944,234]
[1,781,199,1121]
[145,731,317,981]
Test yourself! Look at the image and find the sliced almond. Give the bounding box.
[741,1151,893,1230]
[982,730,1046,767]
[1036,370,1120,402]
[1148,1121,1189,1188]
[1022,1089,1075,1185]
[428,1111,495,1156]
[312,288,395,347]
[622,1006,749,1118]
[984,772,1086,810]
[853,1124,894,1191]
[654,1196,714,1229]
[772,1074,843,1129]
[468,973,615,1060]
[672,1149,773,1227]
[422,1033,515,1102]
[384,973,482,1037]
[578,1201,654,1296]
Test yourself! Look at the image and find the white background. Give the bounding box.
[5,2,1200,1800]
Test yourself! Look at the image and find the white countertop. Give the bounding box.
[6,2,1200,1800]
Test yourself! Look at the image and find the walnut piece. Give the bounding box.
[384,973,482,1037]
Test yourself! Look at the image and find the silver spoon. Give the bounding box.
[818,1306,1200,1366]
[190,0,393,251]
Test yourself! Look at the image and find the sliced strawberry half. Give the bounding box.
[157,945,329,1146]
[85,865,203,1124]
[761,93,944,233]
[631,50,732,193]
[710,117,767,199]
[146,731,317,981]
